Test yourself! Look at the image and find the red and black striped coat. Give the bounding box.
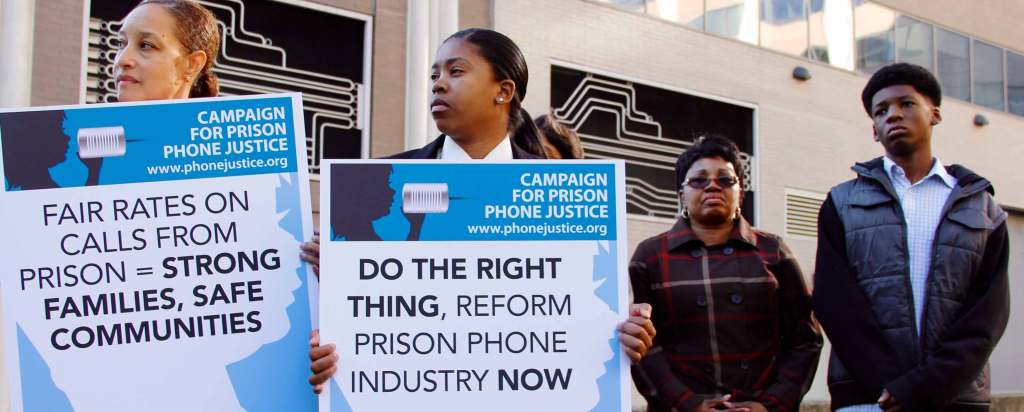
[630,217,822,412]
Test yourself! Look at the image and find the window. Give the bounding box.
[808,0,855,70]
[763,0,804,24]
[706,0,759,44]
[595,0,1024,118]
[973,40,1005,110]
[647,0,705,29]
[935,28,971,101]
[895,16,932,71]
[1008,51,1024,116]
[854,0,896,73]
[597,0,647,13]
[760,0,808,56]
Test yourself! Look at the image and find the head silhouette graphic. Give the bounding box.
[330,164,398,241]
[0,110,71,190]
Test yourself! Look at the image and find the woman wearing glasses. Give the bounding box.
[630,135,822,412]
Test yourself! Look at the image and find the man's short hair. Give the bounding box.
[861,63,942,114]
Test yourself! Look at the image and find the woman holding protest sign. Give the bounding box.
[3,0,222,189]
[630,136,822,412]
[301,28,657,394]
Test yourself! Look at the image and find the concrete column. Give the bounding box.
[0,1,36,407]
[429,0,459,64]
[0,0,36,108]
[404,0,458,150]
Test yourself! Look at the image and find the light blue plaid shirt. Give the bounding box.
[836,157,956,412]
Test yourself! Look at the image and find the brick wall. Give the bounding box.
[31,0,84,106]
[460,0,492,29]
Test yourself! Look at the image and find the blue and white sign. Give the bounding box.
[318,160,630,412]
[0,93,316,411]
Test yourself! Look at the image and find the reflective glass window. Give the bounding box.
[935,28,970,101]
[808,0,855,70]
[895,16,933,71]
[760,0,808,56]
[647,0,705,29]
[973,40,1005,110]
[597,0,646,13]
[854,0,896,73]
[706,0,759,44]
[1008,51,1024,116]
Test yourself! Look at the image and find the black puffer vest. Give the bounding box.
[827,157,1006,410]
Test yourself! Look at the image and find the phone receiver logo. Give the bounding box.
[77,126,128,158]
[402,183,453,214]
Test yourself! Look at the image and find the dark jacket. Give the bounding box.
[388,135,542,159]
[631,217,822,412]
[813,157,1010,411]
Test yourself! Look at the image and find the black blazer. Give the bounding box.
[387,135,542,159]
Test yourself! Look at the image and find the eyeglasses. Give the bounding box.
[682,175,739,190]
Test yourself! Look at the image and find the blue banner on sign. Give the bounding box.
[0,96,298,191]
[328,163,618,242]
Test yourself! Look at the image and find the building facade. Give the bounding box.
[1,0,1022,409]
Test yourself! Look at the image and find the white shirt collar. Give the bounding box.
[438,135,514,160]
[883,156,957,188]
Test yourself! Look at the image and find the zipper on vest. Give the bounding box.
[918,185,967,356]
[919,231,939,356]
[873,170,923,358]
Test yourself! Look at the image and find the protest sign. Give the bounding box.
[0,93,316,412]
[319,160,629,412]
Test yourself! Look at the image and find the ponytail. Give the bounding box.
[510,106,546,158]
[190,71,219,98]
[445,29,546,157]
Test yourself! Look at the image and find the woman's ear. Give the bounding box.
[496,79,515,104]
[183,50,208,82]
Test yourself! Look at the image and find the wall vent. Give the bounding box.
[785,188,826,238]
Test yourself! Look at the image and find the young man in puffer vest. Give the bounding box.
[812,62,1010,412]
